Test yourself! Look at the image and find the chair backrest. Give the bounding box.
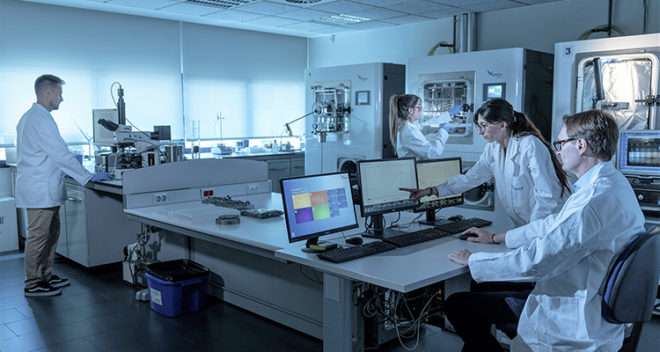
[600,232,660,324]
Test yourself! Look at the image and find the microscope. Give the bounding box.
[94,83,175,179]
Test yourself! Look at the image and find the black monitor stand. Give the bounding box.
[301,237,338,253]
[363,214,406,239]
[418,209,452,227]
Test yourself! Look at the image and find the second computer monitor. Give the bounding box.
[416,158,464,212]
[358,158,418,216]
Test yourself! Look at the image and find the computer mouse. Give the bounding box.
[459,232,478,241]
[346,237,364,245]
[448,215,464,222]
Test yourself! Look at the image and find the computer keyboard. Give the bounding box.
[384,228,451,248]
[318,241,397,263]
[435,217,492,234]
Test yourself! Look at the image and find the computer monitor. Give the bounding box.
[358,158,418,238]
[415,158,464,225]
[281,172,358,250]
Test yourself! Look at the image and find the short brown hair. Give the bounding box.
[562,110,619,161]
[34,74,65,95]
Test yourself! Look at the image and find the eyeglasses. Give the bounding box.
[552,138,577,151]
[476,120,494,131]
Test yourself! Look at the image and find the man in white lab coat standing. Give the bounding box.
[445,110,645,351]
[16,74,110,297]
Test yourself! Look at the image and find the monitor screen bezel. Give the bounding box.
[280,172,359,244]
[617,130,660,177]
[357,157,419,217]
[413,157,464,213]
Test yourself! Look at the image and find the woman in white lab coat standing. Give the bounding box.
[405,98,570,228]
[389,94,455,160]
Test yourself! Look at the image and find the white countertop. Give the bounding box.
[125,195,509,294]
[276,225,507,293]
[124,193,293,253]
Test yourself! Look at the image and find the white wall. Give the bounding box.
[477,0,660,52]
[0,0,307,143]
[309,0,660,68]
[309,19,453,68]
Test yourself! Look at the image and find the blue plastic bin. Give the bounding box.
[145,260,209,317]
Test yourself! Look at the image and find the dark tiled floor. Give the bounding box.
[0,255,322,352]
[0,253,658,352]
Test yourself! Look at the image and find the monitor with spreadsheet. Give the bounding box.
[281,172,358,243]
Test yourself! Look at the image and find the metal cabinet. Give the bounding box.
[56,181,141,267]
[290,157,304,177]
[243,153,304,193]
[58,188,88,264]
[268,160,290,193]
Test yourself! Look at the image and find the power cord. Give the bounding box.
[642,0,648,33]
[388,212,402,228]
[394,291,439,351]
[110,81,152,140]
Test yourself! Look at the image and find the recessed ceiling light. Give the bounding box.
[285,0,323,4]
[185,0,256,9]
[319,14,371,25]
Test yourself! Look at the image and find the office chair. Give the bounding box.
[498,232,660,352]
[600,232,660,352]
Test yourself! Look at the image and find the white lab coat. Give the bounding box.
[396,120,449,160]
[15,103,93,208]
[469,162,645,351]
[437,135,563,227]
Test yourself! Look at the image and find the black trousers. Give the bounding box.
[444,289,531,352]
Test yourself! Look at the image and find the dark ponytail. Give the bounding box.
[475,98,571,196]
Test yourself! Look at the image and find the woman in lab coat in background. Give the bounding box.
[389,94,455,160]
[404,98,570,229]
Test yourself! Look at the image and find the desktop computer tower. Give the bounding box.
[362,283,444,349]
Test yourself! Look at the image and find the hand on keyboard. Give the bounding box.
[459,227,492,243]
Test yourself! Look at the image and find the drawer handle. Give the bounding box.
[66,197,82,202]
[270,168,288,172]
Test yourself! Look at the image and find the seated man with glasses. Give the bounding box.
[444,110,645,351]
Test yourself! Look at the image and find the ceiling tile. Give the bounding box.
[204,9,264,21]
[281,21,340,32]
[267,0,337,7]
[158,2,222,16]
[431,0,524,11]
[352,0,404,6]
[106,0,181,10]
[245,15,302,26]
[235,1,298,15]
[279,8,329,21]
[383,14,433,25]
[345,20,394,30]
[350,7,405,20]
[309,0,375,14]
[423,6,464,18]
[516,0,562,3]
[382,0,458,15]
[430,0,495,5]
[461,0,521,12]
